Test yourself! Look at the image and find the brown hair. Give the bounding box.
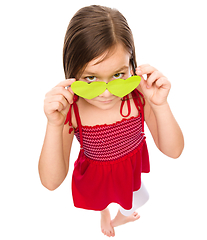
[63,5,137,79]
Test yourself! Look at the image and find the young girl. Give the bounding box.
[39,5,184,237]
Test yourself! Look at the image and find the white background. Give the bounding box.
[0,0,206,239]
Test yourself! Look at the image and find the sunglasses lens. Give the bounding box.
[71,81,106,99]
[108,76,141,97]
[71,76,141,99]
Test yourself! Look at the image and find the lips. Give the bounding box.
[99,100,113,103]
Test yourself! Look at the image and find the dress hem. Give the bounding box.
[73,186,146,212]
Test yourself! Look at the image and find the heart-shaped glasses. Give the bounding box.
[71,75,141,99]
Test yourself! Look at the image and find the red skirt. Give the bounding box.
[72,139,150,211]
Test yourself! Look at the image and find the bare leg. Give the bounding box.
[113,182,148,227]
[111,209,140,228]
[100,208,115,237]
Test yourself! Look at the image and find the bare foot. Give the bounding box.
[101,208,115,237]
[111,210,140,228]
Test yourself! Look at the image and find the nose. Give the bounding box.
[99,88,113,98]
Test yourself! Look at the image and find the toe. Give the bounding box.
[106,231,110,237]
[133,212,140,218]
[135,214,140,220]
[111,230,115,237]
[133,212,138,216]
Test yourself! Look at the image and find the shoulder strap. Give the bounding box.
[73,102,83,149]
[132,89,145,132]
[120,95,131,117]
[64,95,78,129]
[120,90,145,126]
[64,96,83,149]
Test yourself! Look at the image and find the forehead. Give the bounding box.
[82,44,131,77]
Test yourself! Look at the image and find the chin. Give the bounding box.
[97,104,114,110]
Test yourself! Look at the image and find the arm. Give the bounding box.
[136,65,184,158]
[38,79,75,190]
[38,123,74,190]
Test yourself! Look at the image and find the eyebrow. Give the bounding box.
[82,65,129,77]
[115,66,129,73]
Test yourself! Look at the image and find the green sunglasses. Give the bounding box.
[71,75,141,99]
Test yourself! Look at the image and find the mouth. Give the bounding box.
[99,99,113,104]
[101,100,113,103]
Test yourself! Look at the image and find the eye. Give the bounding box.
[113,73,123,79]
[85,76,97,82]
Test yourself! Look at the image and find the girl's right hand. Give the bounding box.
[44,79,76,127]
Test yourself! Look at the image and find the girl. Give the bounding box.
[39,5,184,237]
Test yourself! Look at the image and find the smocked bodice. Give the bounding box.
[75,115,145,161]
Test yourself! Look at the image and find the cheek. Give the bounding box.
[83,98,101,106]
[83,98,93,104]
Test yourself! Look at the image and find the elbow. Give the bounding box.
[38,164,66,191]
[173,140,185,159]
[162,150,182,159]
[39,173,67,190]
[168,144,184,159]
[160,144,184,159]
[38,173,61,191]
[45,186,58,191]
[161,137,185,159]
[42,181,58,191]
[40,179,60,191]
[170,151,183,159]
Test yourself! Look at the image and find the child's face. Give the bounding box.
[79,43,131,110]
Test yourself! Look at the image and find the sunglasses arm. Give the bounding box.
[131,58,137,76]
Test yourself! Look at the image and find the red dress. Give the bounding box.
[65,89,150,211]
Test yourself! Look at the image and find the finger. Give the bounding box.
[48,87,74,104]
[68,86,74,95]
[55,102,64,112]
[138,64,151,68]
[139,75,150,92]
[55,78,76,88]
[155,77,171,89]
[45,95,69,110]
[146,70,164,88]
[45,101,64,115]
[136,65,157,76]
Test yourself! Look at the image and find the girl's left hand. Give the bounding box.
[136,64,171,107]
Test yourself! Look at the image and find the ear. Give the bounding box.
[130,69,134,76]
